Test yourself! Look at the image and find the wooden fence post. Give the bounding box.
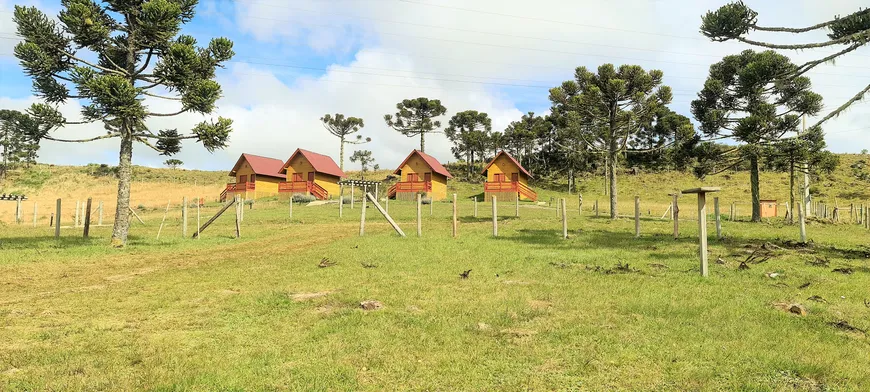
[156,200,171,240]
[240,197,245,222]
[235,195,241,238]
[595,199,599,217]
[634,196,640,238]
[578,193,583,215]
[32,202,37,227]
[55,199,61,239]
[15,198,22,224]
[182,197,188,237]
[515,193,519,218]
[50,213,54,228]
[98,201,103,226]
[430,196,433,216]
[798,188,807,243]
[290,197,294,218]
[561,198,568,239]
[714,197,722,240]
[351,186,355,209]
[452,194,458,238]
[673,194,679,239]
[359,190,367,236]
[473,196,478,218]
[75,200,80,228]
[364,193,405,236]
[492,195,498,237]
[83,198,92,238]
[196,199,201,240]
[416,193,422,237]
[698,193,709,277]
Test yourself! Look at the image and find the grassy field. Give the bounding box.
[1,188,869,390]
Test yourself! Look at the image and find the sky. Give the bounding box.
[1,0,869,172]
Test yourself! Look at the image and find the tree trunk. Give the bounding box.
[110,132,134,247]
[788,158,795,224]
[339,135,345,171]
[608,148,618,219]
[420,132,425,152]
[750,153,761,222]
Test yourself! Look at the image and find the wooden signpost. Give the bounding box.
[682,187,721,278]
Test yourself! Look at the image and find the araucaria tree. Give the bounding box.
[13,1,235,246]
[0,109,40,179]
[320,113,369,171]
[349,150,376,179]
[549,64,673,219]
[384,97,447,152]
[444,110,492,176]
[163,158,183,169]
[691,50,823,222]
[700,2,870,128]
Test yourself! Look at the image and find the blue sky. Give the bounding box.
[1,0,869,172]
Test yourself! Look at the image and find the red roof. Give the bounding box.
[283,149,346,178]
[229,153,286,179]
[393,150,453,179]
[482,151,532,178]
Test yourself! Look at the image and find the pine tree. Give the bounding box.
[349,150,376,179]
[384,98,447,152]
[320,113,369,171]
[444,110,492,177]
[692,50,823,222]
[12,1,234,246]
[0,109,40,179]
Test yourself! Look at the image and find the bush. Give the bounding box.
[340,196,352,204]
[137,204,146,211]
[86,163,118,178]
[292,193,316,203]
[421,197,432,205]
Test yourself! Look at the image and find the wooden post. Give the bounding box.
[182,197,188,237]
[682,187,720,277]
[129,207,145,225]
[515,193,519,218]
[196,200,201,240]
[714,197,722,240]
[50,213,54,228]
[730,202,735,221]
[416,193,422,237]
[798,184,807,243]
[595,199,599,217]
[339,184,344,218]
[156,200,171,240]
[83,198,92,238]
[98,201,103,226]
[634,196,640,238]
[374,183,379,201]
[561,198,568,239]
[578,193,583,215]
[364,193,405,236]
[473,196,478,218]
[193,198,236,238]
[359,190,367,236]
[240,197,245,222]
[555,197,559,218]
[15,198,21,224]
[452,193,458,238]
[235,195,241,238]
[492,195,498,237]
[32,202,37,227]
[351,186,355,209]
[75,200,80,228]
[430,196,433,216]
[55,199,61,239]
[673,194,680,240]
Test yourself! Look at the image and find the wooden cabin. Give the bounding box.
[388,150,452,201]
[223,153,287,202]
[481,151,537,202]
[278,148,346,200]
[760,199,778,218]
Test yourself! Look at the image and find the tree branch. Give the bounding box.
[810,82,870,129]
[135,49,154,75]
[752,20,836,33]
[148,108,189,117]
[43,133,120,143]
[735,33,862,50]
[62,50,127,76]
[141,91,181,101]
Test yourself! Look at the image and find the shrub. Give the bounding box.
[421,197,432,205]
[292,193,316,203]
[340,196,352,204]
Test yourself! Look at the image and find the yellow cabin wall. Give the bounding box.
[315,173,341,199]
[229,158,282,199]
[284,154,316,181]
[234,161,255,183]
[484,154,532,201]
[397,154,448,201]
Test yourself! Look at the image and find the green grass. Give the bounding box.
[1,190,868,391]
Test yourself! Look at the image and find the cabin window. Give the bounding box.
[308,172,315,182]
[494,173,505,182]
[250,174,256,183]
[239,175,248,183]
[424,173,432,183]
[292,173,303,182]
[511,173,519,183]
[408,173,419,182]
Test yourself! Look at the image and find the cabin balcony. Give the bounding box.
[278,181,329,200]
[484,181,537,202]
[387,181,432,200]
[220,182,255,202]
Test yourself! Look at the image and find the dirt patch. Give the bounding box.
[499,328,537,337]
[528,300,552,310]
[218,289,240,295]
[290,291,332,302]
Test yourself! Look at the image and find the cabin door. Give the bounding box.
[308,172,315,183]
[292,173,303,182]
[239,175,248,184]
[424,173,432,183]
[511,173,519,183]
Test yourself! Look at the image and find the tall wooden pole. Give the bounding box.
[83,198,92,238]
[492,195,498,237]
[359,190,367,236]
[54,199,61,239]
[697,193,709,277]
[673,194,679,239]
[417,193,422,237]
[156,200,171,240]
[182,197,188,237]
[32,202,37,227]
[561,198,568,239]
[452,194,458,238]
[634,196,640,238]
[714,197,722,240]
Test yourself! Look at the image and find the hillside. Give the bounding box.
[1,154,869,223]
